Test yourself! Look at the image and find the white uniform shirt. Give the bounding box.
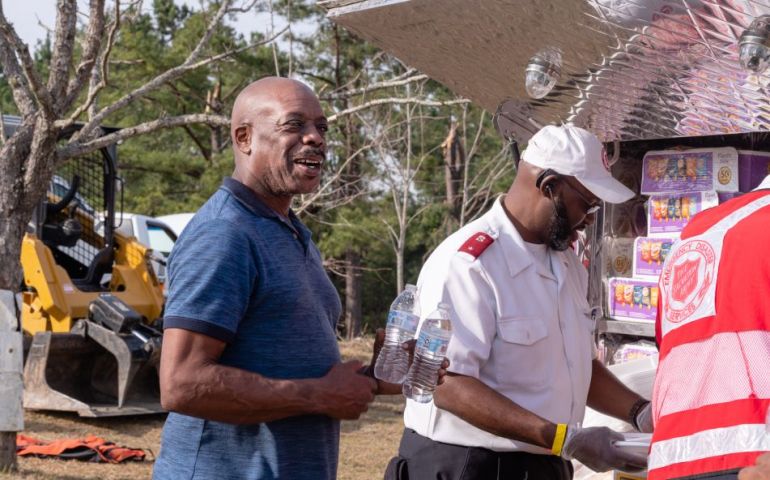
[754,174,770,191]
[404,197,596,454]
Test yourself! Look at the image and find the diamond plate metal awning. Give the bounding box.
[320,0,770,143]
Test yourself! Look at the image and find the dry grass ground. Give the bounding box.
[0,335,404,480]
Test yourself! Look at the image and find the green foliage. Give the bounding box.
[1,0,509,334]
[96,1,277,215]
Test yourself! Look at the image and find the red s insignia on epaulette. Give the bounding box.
[458,232,494,258]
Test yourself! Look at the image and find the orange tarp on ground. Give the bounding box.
[17,434,146,463]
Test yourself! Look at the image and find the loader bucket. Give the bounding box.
[23,323,163,417]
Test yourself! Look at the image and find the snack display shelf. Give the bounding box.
[597,318,654,338]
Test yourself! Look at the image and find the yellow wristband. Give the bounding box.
[551,423,568,456]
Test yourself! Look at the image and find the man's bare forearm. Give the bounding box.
[159,328,375,424]
[586,359,646,422]
[162,361,327,424]
[433,373,557,449]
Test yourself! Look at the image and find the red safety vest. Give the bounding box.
[649,190,770,480]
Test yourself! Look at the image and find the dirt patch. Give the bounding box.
[1,336,405,479]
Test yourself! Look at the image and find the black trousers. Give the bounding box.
[385,428,574,480]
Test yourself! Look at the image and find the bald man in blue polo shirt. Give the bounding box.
[152,77,421,480]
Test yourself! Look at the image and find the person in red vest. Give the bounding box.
[649,175,770,480]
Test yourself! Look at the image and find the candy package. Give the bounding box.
[633,237,676,279]
[612,341,658,365]
[607,278,659,322]
[647,191,718,237]
[641,147,738,194]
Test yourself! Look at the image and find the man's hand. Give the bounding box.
[740,453,770,479]
[562,425,647,473]
[316,360,377,420]
[366,328,450,394]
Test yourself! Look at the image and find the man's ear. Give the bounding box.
[539,176,559,198]
[234,125,252,154]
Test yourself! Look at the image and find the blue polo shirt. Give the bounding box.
[153,177,342,480]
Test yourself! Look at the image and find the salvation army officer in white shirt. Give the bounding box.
[388,125,653,480]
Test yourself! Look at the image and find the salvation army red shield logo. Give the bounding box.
[661,239,716,323]
[671,258,700,303]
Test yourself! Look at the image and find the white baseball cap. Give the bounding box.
[522,124,635,204]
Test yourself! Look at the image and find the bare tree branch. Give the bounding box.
[460,110,486,225]
[181,124,212,162]
[380,217,399,249]
[227,0,260,13]
[47,0,79,109]
[461,146,510,222]
[302,185,368,211]
[328,98,471,122]
[464,110,486,166]
[109,58,144,66]
[0,109,6,144]
[321,257,389,278]
[0,4,53,117]
[66,23,287,133]
[65,2,119,123]
[267,0,281,76]
[61,0,107,114]
[35,15,54,35]
[58,113,229,161]
[407,203,432,226]
[325,55,414,98]
[295,70,335,88]
[295,143,373,214]
[320,74,429,101]
[70,0,266,142]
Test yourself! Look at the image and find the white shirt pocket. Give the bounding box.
[494,316,552,391]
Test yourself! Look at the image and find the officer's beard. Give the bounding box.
[546,195,574,251]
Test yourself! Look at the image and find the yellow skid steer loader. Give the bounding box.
[19,134,165,417]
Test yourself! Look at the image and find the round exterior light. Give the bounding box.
[739,15,770,74]
[525,49,562,99]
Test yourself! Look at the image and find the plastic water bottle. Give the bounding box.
[403,302,453,403]
[374,284,421,384]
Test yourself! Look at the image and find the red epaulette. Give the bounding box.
[457,232,494,259]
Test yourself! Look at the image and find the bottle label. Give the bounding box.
[387,311,419,332]
[417,329,449,356]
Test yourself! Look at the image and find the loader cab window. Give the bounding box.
[146,221,177,257]
[51,175,96,217]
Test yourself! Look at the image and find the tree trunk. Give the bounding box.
[331,37,365,341]
[443,124,465,234]
[396,228,406,295]
[207,81,224,155]
[344,250,362,340]
[0,217,25,292]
